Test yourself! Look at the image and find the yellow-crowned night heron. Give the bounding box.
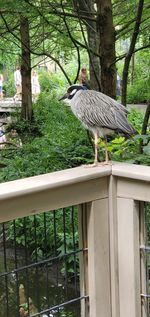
[60,85,136,166]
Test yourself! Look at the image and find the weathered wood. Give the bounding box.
[117,178,150,202]
[117,199,141,317]
[0,166,110,222]
[139,202,148,317]
[87,198,111,317]
[109,175,120,317]
[78,204,89,317]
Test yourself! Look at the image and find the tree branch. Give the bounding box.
[121,0,145,106]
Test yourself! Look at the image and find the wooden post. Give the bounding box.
[78,203,89,317]
[117,198,141,317]
[87,198,111,317]
[109,176,120,317]
[140,202,148,317]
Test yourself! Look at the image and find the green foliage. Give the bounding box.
[0,91,92,182]
[5,207,78,262]
[98,108,150,165]
[107,135,150,165]
[39,69,67,94]
[127,108,146,133]
[3,73,15,97]
[57,231,79,275]
[127,78,150,104]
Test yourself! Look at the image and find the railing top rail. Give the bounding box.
[0,163,150,202]
[0,165,111,200]
[0,163,150,223]
[112,163,150,182]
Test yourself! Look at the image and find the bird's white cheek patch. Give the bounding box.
[64,99,71,106]
[70,89,77,95]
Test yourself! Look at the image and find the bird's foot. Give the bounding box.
[83,161,112,168]
[99,160,112,166]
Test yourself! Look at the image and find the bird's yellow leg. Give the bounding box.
[83,132,99,167]
[83,134,111,168]
[103,138,111,165]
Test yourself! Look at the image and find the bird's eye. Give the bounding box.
[70,89,77,95]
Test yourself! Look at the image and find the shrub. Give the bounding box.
[38,69,67,97]
[0,91,92,182]
[3,73,16,97]
[127,78,150,104]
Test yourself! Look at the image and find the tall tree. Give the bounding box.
[73,0,101,91]
[96,0,116,98]
[20,16,32,120]
[121,0,145,106]
[72,0,116,96]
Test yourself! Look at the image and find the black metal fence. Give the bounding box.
[0,206,88,317]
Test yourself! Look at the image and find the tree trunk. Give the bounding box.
[131,53,135,85]
[141,100,150,135]
[96,0,116,98]
[86,0,101,91]
[87,26,101,91]
[74,0,101,91]
[20,16,32,121]
[121,0,144,106]
[139,100,150,153]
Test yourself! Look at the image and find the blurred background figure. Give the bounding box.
[116,73,122,97]
[0,128,6,148]
[78,67,90,89]
[31,70,40,102]
[0,73,4,99]
[14,66,22,101]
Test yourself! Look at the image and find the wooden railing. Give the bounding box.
[0,162,150,317]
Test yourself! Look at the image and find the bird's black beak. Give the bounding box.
[59,92,69,101]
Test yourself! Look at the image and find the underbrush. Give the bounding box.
[127,78,150,104]
[1,91,150,184]
[0,91,92,182]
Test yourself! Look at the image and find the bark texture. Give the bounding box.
[20,16,32,121]
[86,0,101,91]
[121,0,144,106]
[139,100,150,153]
[73,0,101,91]
[96,0,116,98]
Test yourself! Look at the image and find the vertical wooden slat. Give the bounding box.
[140,202,148,317]
[78,203,89,317]
[87,198,111,317]
[109,175,120,317]
[117,198,141,317]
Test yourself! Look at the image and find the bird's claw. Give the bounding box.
[83,161,112,168]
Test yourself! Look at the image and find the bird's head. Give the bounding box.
[59,84,87,101]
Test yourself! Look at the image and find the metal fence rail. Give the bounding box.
[0,207,87,317]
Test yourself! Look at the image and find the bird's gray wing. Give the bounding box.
[74,91,118,130]
[74,90,134,134]
[112,107,135,134]
[93,91,129,114]
[93,92,135,133]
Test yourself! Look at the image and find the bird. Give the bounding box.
[59,84,136,166]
